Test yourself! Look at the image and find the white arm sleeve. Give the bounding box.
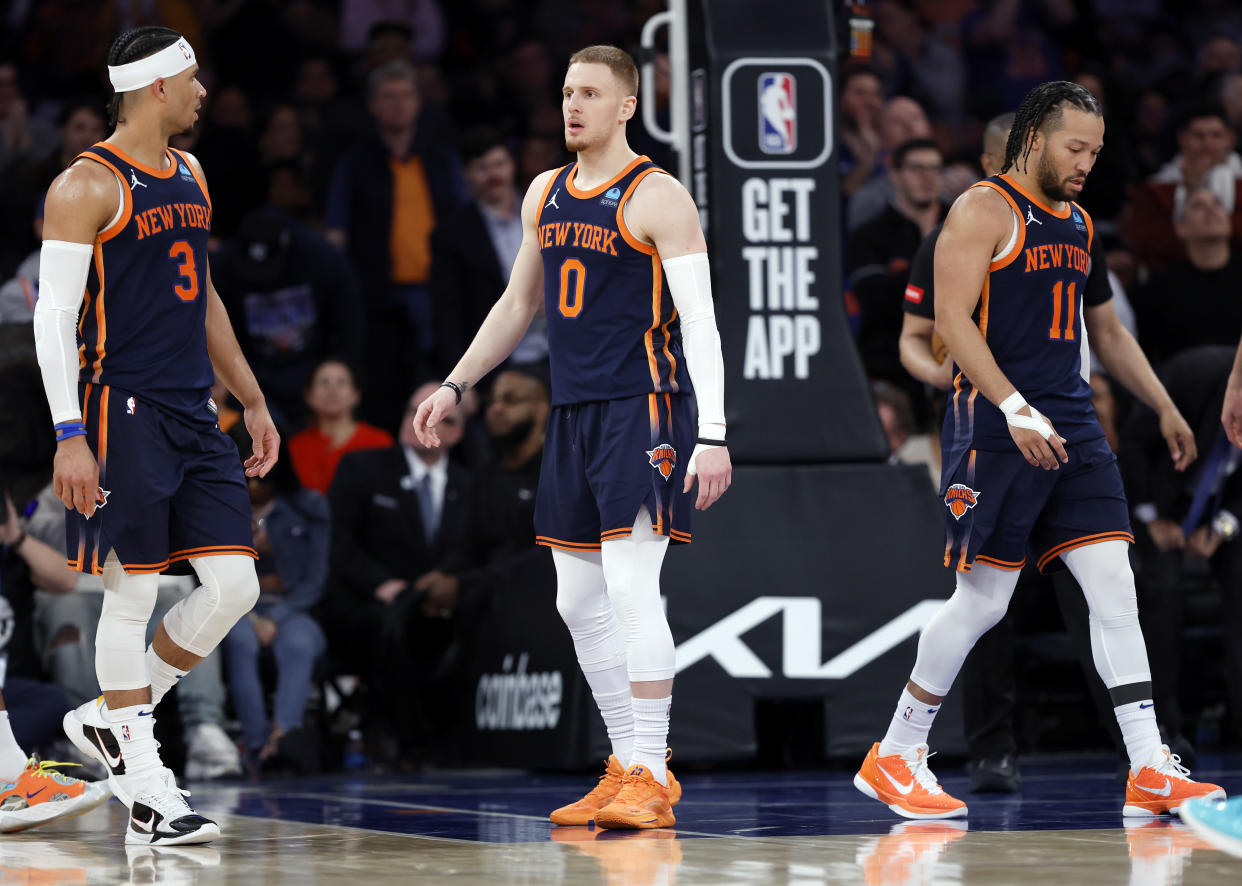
[662,252,726,435]
[33,240,93,424]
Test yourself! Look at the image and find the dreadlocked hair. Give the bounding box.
[1001,81,1102,174]
[105,26,182,129]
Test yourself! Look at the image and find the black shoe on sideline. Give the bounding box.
[968,754,1022,793]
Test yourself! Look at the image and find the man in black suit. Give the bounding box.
[1121,345,1242,748]
[326,380,471,757]
[432,127,547,375]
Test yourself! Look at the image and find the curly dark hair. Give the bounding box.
[1001,81,1103,175]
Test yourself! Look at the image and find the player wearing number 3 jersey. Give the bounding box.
[415,45,731,829]
[35,26,277,846]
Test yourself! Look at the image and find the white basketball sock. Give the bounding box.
[145,645,189,707]
[1115,700,1163,774]
[0,712,27,782]
[630,695,671,785]
[107,703,162,783]
[593,688,635,765]
[879,687,941,757]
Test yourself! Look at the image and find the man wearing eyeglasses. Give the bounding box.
[323,379,472,764]
[848,136,947,427]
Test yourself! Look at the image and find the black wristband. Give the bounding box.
[696,437,726,446]
[440,381,464,405]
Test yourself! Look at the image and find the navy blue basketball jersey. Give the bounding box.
[943,174,1103,472]
[75,143,214,421]
[536,155,693,406]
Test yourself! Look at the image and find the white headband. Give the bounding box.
[108,37,196,93]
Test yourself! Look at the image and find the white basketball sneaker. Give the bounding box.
[125,768,220,846]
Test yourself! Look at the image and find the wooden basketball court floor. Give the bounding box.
[4,752,1241,884]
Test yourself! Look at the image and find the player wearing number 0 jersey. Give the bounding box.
[35,26,279,846]
[415,45,732,830]
[855,81,1224,821]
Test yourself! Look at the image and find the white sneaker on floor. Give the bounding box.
[125,768,220,846]
[184,723,242,780]
[62,696,135,806]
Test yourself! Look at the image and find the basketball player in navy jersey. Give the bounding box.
[34,27,276,845]
[415,45,730,829]
[855,81,1226,819]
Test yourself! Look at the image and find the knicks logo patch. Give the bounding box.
[647,443,676,481]
[944,484,980,520]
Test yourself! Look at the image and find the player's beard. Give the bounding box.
[565,130,588,153]
[1036,149,1077,202]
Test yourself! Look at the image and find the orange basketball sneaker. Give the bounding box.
[855,742,968,820]
[550,751,681,826]
[1123,746,1225,817]
[0,758,111,833]
[594,763,676,830]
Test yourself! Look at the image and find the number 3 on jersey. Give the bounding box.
[558,258,585,318]
[168,240,199,302]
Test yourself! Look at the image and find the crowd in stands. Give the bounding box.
[1,0,1241,778]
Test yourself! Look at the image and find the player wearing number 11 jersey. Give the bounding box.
[855,81,1225,821]
[35,26,278,845]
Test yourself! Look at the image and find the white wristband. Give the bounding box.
[999,391,1053,440]
[999,392,1027,415]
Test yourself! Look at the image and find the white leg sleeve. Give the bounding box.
[600,508,675,683]
[96,551,160,690]
[553,547,635,761]
[161,555,260,658]
[552,548,629,684]
[1061,539,1152,697]
[909,563,1020,697]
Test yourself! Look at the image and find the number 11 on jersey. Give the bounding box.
[1049,279,1075,341]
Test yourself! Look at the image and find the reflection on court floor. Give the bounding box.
[0,753,1239,884]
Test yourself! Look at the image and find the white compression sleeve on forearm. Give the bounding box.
[662,252,725,432]
[33,240,92,424]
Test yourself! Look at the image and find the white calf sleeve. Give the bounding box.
[1061,539,1160,771]
[909,563,1019,697]
[162,555,260,658]
[1062,540,1152,695]
[97,551,160,690]
[600,508,674,683]
[553,548,634,761]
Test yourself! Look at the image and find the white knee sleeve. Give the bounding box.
[97,551,160,690]
[909,563,1019,697]
[163,555,260,658]
[1062,540,1152,694]
[553,548,628,677]
[600,508,674,683]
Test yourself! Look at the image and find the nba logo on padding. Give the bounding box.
[758,72,796,154]
[647,443,677,480]
[944,484,980,520]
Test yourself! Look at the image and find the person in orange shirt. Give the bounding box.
[288,359,392,494]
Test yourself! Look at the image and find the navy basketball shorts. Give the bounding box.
[66,384,256,575]
[941,435,1133,575]
[535,392,694,551]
